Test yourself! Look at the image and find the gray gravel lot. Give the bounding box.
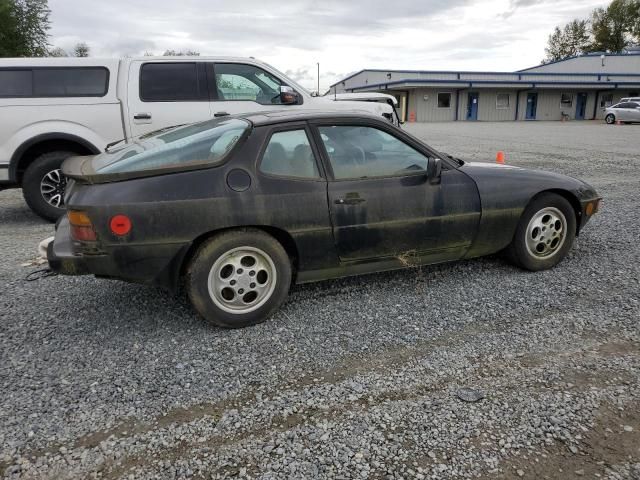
[1,120,639,479]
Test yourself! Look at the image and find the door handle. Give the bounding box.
[133,113,151,120]
[214,111,230,117]
[335,197,365,205]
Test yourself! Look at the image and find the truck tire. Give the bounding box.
[22,151,75,222]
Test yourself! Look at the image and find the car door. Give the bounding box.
[615,102,636,121]
[126,61,212,138]
[253,123,334,272]
[210,62,302,117]
[630,103,640,122]
[311,120,481,262]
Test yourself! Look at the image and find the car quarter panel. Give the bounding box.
[64,125,337,287]
[461,163,599,259]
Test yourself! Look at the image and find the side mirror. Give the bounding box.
[427,157,442,184]
[280,86,299,105]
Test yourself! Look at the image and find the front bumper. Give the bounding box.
[578,196,602,231]
[47,217,191,292]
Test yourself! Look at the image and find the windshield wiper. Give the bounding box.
[445,153,464,166]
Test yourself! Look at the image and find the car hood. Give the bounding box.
[459,161,598,199]
[312,96,393,116]
[331,92,399,106]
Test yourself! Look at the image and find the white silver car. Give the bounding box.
[605,101,640,124]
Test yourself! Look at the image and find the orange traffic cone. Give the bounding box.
[496,151,505,164]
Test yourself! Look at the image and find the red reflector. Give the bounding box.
[110,215,132,236]
[71,225,97,241]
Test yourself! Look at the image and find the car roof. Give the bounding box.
[237,109,386,126]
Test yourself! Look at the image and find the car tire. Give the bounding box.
[605,114,616,124]
[507,193,577,271]
[186,229,292,328]
[22,151,75,222]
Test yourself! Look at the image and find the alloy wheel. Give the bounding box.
[525,207,568,259]
[207,246,277,314]
[40,169,67,209]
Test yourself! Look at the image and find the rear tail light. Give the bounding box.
[68,210,97,241]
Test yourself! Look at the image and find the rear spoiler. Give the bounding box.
[61,155,95,181]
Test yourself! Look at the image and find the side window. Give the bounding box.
[140,63,203,102]
[600,93,613,108]
[0,68,108,97]
[33,68,108,96]
[318,125,430,180]
[214,63,284,105]
[260,130,320,179]
[437,92,451,108]
[560,93,573,108]
[0,70,32,97]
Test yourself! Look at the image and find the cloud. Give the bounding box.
[46,0,605,90]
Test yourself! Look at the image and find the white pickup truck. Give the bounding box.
[0,56,396,221]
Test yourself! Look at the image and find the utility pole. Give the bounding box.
[317,62,320,95]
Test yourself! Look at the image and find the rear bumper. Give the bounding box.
[0,164,15,188]
[48,217,191,292]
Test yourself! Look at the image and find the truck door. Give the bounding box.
[126,61,212,139]
[209,62,303,117]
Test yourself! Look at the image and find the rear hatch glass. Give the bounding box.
[92,118,249,174]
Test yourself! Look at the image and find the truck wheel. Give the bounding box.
[605,114,616,124]
[507,193,577,271]
[186,229,292,328]
[22,151,75,222]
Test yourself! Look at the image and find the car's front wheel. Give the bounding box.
[605,113,616,124]
[507,193,577,271]
[186,229,292,328]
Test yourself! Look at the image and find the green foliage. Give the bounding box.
[47,46,67,57]
[544,19,590,62]
[73,42,89,57]
[544,0,640,63]
[162,49,200,56]
[0,0,50,57]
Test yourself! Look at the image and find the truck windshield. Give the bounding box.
[93,118,249,174]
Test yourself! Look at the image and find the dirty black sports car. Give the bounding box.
[48,111,601,328]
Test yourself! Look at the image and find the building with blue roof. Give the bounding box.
[329,50,640,122]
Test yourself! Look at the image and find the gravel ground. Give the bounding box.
[1,120,639,480]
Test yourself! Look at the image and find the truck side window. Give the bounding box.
[140,63,205,102]
[0,68,108,97]
[214,63,285,105]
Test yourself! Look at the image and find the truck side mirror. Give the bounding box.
[427,157,442,184]
[280,86,299,105]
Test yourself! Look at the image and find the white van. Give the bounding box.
[0,57,395,220]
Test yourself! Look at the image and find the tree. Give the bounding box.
[543,0,640,63]
[162,49,200,56]
[632,0,640,42]
[73,42,89,57]
[0,0,51,57]
[47,46,67,57]
[544,20,590,62]
[590,0,638,52]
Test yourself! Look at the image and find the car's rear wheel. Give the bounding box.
[605,113,616,124]
[186,229,292,328]
[507,193,577,271]
[22,151,75,222]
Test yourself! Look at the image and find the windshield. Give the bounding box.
[93,118,249,174]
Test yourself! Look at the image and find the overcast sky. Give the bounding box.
[48,0,607,92]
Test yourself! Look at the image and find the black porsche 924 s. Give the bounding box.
[48,111,601,328]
